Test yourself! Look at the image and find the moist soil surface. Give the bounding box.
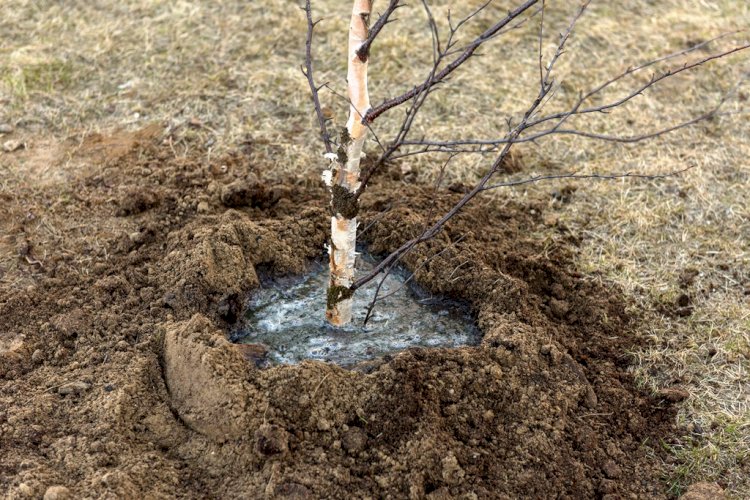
[1,128,677,498]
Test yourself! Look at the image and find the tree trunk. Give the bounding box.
[325,0,371,326]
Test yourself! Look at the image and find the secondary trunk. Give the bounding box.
[325,0,372,326]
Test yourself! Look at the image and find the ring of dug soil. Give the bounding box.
[157,182,677,498]
[1,133,683,498]
[229,253,482,369]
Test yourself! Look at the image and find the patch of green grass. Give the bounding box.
[1,60,75,98]
[665,418,749,497]
[26,60,75,91]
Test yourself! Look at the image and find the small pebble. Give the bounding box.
[197,201,210,213]
[658,387,690,403]
[31,349,43,364]
[2,139,25,152]
[43,485,71,500]
[58,381,91,396]
[0,123,13,134]
[17,483,33,497]
[128,232,144,244]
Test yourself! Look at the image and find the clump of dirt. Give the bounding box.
[0,127,676,498]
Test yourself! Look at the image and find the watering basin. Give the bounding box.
[232,255,480,367]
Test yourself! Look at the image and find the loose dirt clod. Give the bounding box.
[254,424,290,456]
[341,427,367,454]
[233,343,269,366]
[220,175,284,208]
[682,482,726,500]
[57,381,91,396]
[43,485,71,500]
[0,133,677,498]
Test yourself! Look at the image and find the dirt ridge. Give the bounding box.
[0,131,675,498]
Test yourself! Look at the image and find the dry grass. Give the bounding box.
[1,0,749,495]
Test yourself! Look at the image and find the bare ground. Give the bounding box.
[1,0,749,497]
[1,131,677,498]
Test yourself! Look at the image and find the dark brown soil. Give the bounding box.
[0,127,676,498]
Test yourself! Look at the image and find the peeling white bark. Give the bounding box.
[326,0,372,326]
[327,215,357,325]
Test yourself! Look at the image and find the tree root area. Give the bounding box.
[0,129,675,498]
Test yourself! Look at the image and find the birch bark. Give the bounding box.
[325,0,372,326]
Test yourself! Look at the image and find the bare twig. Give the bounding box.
[361,154,457,324]
[361,235,466,325]
[537,0,546,93]
[357,0,534,197]
[302,0,333,154]
[525,42,750,131]
[356,0,403,62]
[352,1,593,291]
[481,165,697,192]
[395,43,750,155]
[421,0,442,64]
[364,0,541,124]
[394,109,741,154]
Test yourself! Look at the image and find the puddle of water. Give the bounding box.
[232,255,480,367]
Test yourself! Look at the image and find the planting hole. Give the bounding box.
[232,254,480,367]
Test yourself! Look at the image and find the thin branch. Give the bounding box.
[525,42,750,131]
[481,165,697,192]
[351,0,589,291]
[448,0,494,34]
[357,0,529,196]
[395,44,750,155]
[597,30,742,83]
[394,109,741,153]
[451,4,544,54]
[302,0,333,153]
[364,0,541,124]
[361,154,456,325]
[421,0,442,64]
[537,0,546,93]
[361,235,466,325]
[356,0,402,62]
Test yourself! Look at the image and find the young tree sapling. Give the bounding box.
[303,0,749,327]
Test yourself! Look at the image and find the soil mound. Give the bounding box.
[0,129,674,498]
